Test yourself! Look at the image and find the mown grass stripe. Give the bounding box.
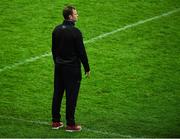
[0,8,179,73]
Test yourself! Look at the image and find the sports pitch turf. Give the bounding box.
[0,0,180,138]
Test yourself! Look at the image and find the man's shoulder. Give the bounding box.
[72,26,82,34]
[53,24,63,31]
[52,24,61,34]
[53,24,79,30]
[52,23,82,36]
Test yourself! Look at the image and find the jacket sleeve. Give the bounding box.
[75,29,90,72]
[52,31,56,63]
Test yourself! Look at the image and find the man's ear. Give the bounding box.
[69,15,72,20]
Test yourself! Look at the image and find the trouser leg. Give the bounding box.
[66,80,81,126]
[52,65,64,122]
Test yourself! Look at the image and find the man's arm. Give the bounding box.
[52,31,56,63]
[75,29,90,74]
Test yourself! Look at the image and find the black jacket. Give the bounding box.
[52,20,90,72]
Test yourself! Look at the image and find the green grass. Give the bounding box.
[0,0,180,138]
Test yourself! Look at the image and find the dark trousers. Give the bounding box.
[52,64,81,126]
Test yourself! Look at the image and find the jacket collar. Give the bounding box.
[63,20,75,26]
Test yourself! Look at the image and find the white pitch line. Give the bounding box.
[0,115,49,125]
[0,115,132,138]
[0,8,179,73]
[83,127,132,138]
[0,53,51,73]
[85,8,180,44]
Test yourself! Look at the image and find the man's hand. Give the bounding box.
[85,71,90,78]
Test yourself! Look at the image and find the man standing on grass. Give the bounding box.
[51,5,90,132]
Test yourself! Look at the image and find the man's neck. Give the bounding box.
[63,20,75,26]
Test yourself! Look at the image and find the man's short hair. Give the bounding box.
[63,5,76,20]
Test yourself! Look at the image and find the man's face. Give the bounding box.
[69,9,78,22]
